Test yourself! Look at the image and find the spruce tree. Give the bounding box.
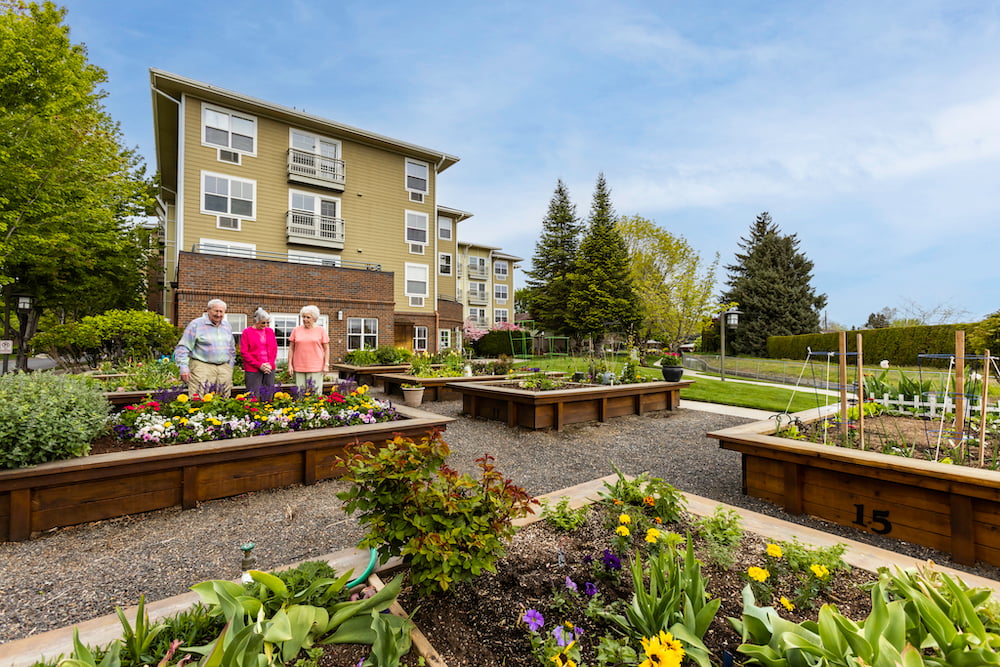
[566,174,640,341]
[523,179,582,335]
[721,212,827,356]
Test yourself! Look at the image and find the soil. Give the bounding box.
[796,413,1000,468]
[322,507,876,667]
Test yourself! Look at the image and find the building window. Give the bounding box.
[202,172,255,219]
[438,216,453,240]
[203,104,256,154]
[347,317,378,351]
[470,307,487,325]
[494,260,509,279]
[405,263,429,297]
[469,281,487,302]
[494,309,509,323]
[414,326,428,352]
[468,256,486,275]
[405,158,429,195]
[406,211,428,245]
[439,253,452,275]
[198,238,256,258]
[494,284,508,303]
[288,250,341,266]
[439,329,451,350]
[289,130,342,180]
[225,314,247,346]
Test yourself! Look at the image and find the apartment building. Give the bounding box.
[149,69,483,360]
[456,242,522,329]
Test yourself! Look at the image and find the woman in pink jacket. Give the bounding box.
[240,307,278,394]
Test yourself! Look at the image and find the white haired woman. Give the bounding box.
[240,307,277,394]
[288,305,329,393]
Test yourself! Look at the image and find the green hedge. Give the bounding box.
[767,322,980,366]
[31,310,179,368]
[473,330,515,357]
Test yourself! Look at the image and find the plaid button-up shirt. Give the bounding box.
[174,314,235,373]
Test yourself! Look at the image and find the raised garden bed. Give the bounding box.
[449,379,692,431]
[330,363,413,388]
[103,380,342,410]
[377,372,519,402]
[0,406,453,542]
[709,409,1000,567]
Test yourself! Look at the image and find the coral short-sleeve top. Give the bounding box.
[289,325,329,372]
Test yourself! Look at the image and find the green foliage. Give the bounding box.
[660,352,683,367]
[694,506,744,569]
[541,496,590,531]
[241,561,353,617]
[344,349,378,365]
[566,174,641,338]
[0,371,110,468]
[374,345,413,364]
[722,212,827,356]
[336,431,538,594]
[970,310,1000,355]
[599,464,688,525]
[473,329,515,356]
[768,322,976,365]
[96,359,180,391]
[524,179,583,336]
[408,351,434,376]
[31,310,179,368]
[518,372,569,391]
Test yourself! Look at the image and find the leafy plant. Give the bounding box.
[344,349,378,366]
[374,345,413,365]
[660,353,683,367]
[408,352,434,377]
[31,310,179,370]
[541,496,589,531]
[693,506,743,568]
[0,372,110,468]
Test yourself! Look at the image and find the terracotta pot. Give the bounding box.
[402,387,425,407]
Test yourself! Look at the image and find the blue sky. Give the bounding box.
[57,0,1000,328]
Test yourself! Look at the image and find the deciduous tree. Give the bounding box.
[721,212,826,356]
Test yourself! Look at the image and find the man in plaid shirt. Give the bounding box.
[175,298,236,397]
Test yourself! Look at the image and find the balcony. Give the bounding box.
[287,148,346,191]
[468,290,488,306]
[286,210,345,249]
[467,265,487,280]
[470,317,489,328]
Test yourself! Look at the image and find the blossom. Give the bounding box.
[564,576,577,592]
[653,516,662,524]
[810,564,830,579]
[522,608,544,632]
[766,543,783,559]
[584,582,598,596]
[176,394,189,403]
[552,622,582,647]
[645,528,661,543]
[619,513,631,525]
[747,566,770,582]
[643,495,655,506]
[582,554,594,565]
[202,393,214,402]
[601,550,622,571]
[780,596,795,611]
[639,630,685,667]
[616,525,630,537]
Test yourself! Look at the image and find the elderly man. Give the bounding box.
[175,298,236,397]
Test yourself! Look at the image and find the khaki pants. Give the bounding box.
[294,371,325,394]
[188,359,234,398]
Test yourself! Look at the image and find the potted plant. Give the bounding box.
[660,352,684,381]
[400,382,425,407]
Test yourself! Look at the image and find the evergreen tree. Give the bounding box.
[566,174,640,341]
[0,1,154,369]
[523,179,582,335]
[721,212,826,356]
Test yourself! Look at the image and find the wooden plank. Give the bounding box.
[33,470,181,509]
[32,487,182,532]
[182,466,199,509]
[507,399,517,428]
[951,495,976,565]
[303,449,317,486]
[555,401,564,432]
[783,462,803,514]
[195,453,302,501]
[9,488,30,541]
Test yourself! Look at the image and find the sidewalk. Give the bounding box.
[679,369,843,420]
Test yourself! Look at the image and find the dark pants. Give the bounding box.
[245,369,275,394]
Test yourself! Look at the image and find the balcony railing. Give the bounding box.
[468,290,488,305]
[286,210,345,249]
[470,317,489,328]
[189,243,380,271]
[287,148,346,190]
[467,265,488,279]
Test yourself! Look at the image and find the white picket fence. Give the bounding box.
[862,393,1000,418]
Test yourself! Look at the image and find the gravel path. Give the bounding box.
[2,398,998,645]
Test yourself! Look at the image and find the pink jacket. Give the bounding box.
[240,326,277,373]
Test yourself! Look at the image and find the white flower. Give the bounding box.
[880,360,890,369]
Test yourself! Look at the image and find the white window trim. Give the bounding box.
[201,170,256,221]
[494,260,509,279]
[494,308,509,323]
[347,317,379,351]
[405,262,429,298]
[201,103,258,156]
[288,189,341,216]
[288,128,341,156]
[494,284,508,302]
[439,252,452,275]
[438,216,453,241]
[413,326,428,352]
[405,158,430,195]
[198,238,256,258]
[439,329,451,350]
[405,210,429,246]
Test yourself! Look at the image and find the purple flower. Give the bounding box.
[522,608,544,632]
[552,623,583,647]
[602,549,622,571]
[584,582,598,596]
[582,553,594,565]
[565,576,577,592]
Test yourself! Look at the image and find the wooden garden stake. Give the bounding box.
[839,331,848,442]
[980,349,991,468]
[857,333,865,451]
[956,330,965,434]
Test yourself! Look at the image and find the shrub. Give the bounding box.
[374,345,413,364]
[31,310,179,369]
[694,506,744,568]
[336,430,538,594]
[0,372,110,468]
[474,329,515,357]
[344,348,378,365]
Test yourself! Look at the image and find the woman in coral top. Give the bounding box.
[288,305,329,393]
[240,307,278,394]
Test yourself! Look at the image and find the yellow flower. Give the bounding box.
[235,393,245,400]
[810,564,830,579]
[619,514,631,525]
[179,418,188,425]
[202,393,214,402]
[766,543,783,559]
[176,394,189,403]
[639,631,685,667]
[162,422,172,429]
[747,566,770,582]
[616,525,630,537]
[780,596,795,611]
[357,384,369,394]
[188,408,199,414]
[645,528,661,543]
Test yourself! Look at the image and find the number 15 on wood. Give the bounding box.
[853,504,892,535]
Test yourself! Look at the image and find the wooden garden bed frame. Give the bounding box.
[448,379,691,431]
[709,409,1000,567]
[0,407,453,542]
[376,372,518,402]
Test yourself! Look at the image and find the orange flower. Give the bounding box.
[643,495,655,506]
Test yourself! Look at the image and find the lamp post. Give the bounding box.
[14,291,34,372]
[719,307,742,382]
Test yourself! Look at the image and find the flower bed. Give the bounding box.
[377,372,519,401]
[709,408,1000,567]
[448,379,690,431]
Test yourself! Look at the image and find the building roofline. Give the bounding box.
[436,205,474,222]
